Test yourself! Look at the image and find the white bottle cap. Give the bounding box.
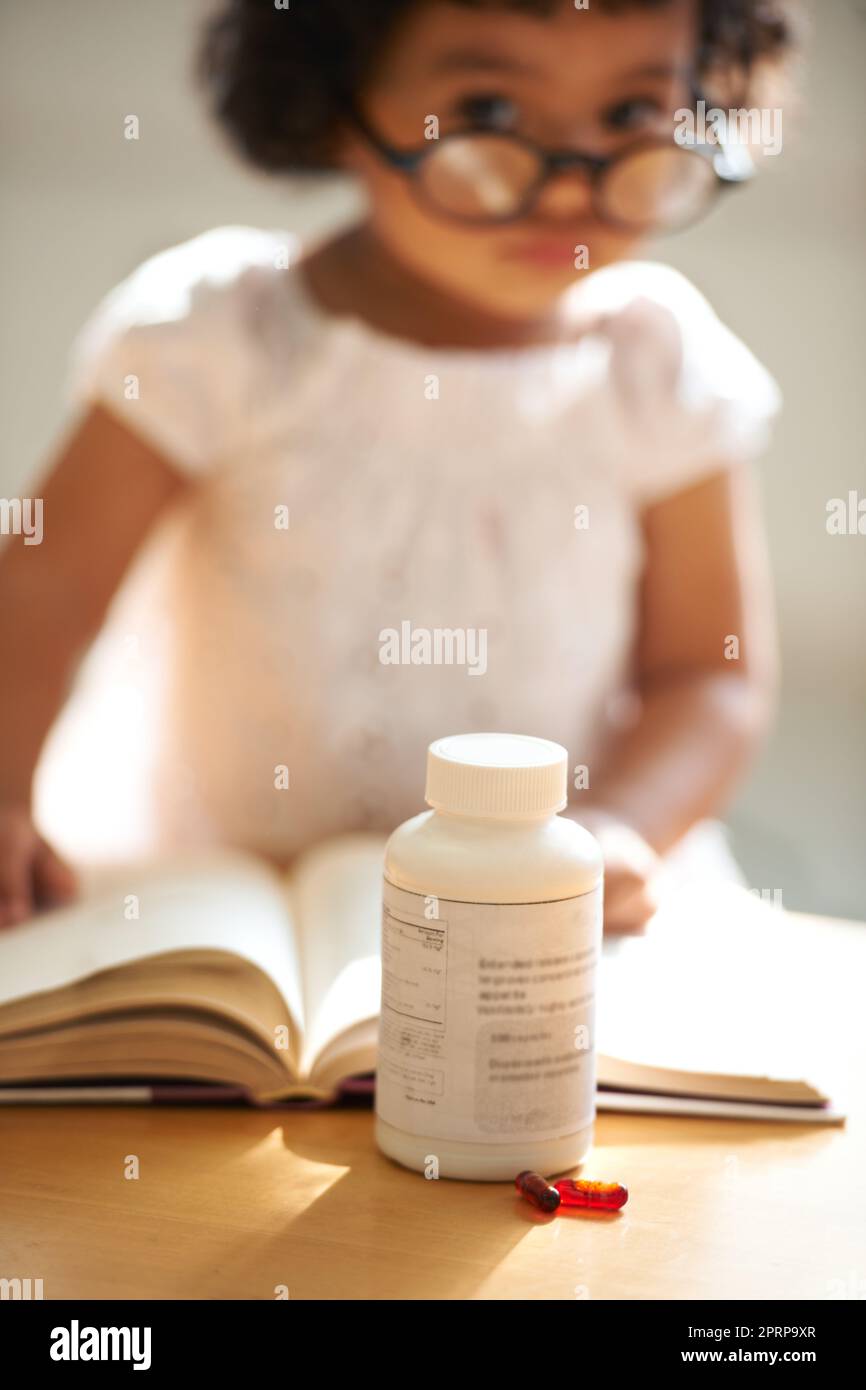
[425,733,569,820]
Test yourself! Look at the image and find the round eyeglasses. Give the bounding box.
[354,114,753,232]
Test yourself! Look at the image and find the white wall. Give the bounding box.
[1,0,864,915]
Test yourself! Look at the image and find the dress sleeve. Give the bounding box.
[65,225,292,476]
[602,263,782,506]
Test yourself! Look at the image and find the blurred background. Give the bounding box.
[1,0,864,918]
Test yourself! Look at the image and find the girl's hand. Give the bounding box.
[0,805,78,928]
[576,810,662,935]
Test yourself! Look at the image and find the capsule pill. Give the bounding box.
[554,1179,628,1211]
[515,1170,561,1212]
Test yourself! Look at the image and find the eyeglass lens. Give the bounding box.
[417,133,717,228]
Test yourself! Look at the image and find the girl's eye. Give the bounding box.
[603,96,666,132]
[454,93,520,132]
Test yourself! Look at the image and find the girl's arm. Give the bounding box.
[0,404,188,924]
[576,463,778,929]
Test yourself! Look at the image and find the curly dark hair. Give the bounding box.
[199,0,796,174]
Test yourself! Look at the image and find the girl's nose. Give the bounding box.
[533,170,594,219]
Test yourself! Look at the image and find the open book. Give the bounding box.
[0,834,844,1121]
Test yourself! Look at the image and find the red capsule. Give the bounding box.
[515,1170,561,1212]
[554,1179,628,1211]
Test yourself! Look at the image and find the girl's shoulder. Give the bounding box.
[571,259,783,503]
[82,225,300,333]
[67,227,303,475]
[572,258,748,357]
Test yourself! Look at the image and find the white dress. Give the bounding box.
[37,226,781,873]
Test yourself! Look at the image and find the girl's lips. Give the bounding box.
[502,236,585,268]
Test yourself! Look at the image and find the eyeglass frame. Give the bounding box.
[350,94,754,231]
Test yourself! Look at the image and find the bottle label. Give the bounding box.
[376,878,602,1144]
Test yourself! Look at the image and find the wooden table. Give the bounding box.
[1,913,864,1301]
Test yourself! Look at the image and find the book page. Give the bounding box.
[0,851,306,1040]
[286,833,386,1076]
[596,880,820,1083]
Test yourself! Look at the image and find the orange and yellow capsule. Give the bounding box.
[555,1178,629,1211]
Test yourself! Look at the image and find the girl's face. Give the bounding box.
[342,0,699,318]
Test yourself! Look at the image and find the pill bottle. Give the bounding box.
[375,732,603,1182]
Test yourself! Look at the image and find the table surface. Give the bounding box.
[1,912,864,1301]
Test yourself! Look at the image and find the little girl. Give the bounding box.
[0,0,793,933]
